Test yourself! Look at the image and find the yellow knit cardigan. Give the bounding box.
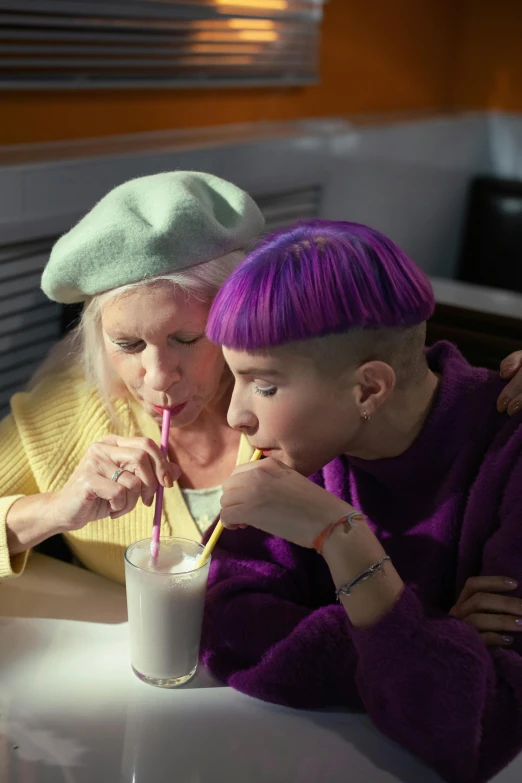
[0,365,252,584]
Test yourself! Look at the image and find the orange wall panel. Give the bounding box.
[0,0,454,145]
[3,0,522,146]
[452,0,522,111]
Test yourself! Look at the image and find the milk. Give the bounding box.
[124,538,210,687]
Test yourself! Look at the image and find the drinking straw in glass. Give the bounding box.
[196,448,263,568]
[150,408,172,564]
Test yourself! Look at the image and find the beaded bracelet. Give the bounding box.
[335,556,391,601]
[312,510,366,555]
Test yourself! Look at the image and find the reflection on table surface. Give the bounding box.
[0,637,442,783]
[0,555,521,782]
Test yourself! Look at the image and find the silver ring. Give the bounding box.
[111,468,124,483]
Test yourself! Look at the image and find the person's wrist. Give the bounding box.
[6,492,65,555]
[309,501,353,551]
[40,492,69,536]
[322,515,385,587]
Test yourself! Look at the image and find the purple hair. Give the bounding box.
[206,219,435,350]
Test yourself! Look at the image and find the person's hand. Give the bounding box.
[48,435,180,533]
[220,457,352,548]
[449,576,522,647]
[497,351,522,415]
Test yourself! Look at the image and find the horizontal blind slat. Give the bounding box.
[0,253,52,282]
[0,360,47,394]
[0,321,60,355]
[258,186,321,229]
[0,2,320,22]
[0,273,48,298]
[0,305,61,336]
[0,289,50,317]
[0,339,60,373]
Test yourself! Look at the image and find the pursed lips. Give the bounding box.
[151,402,188,415]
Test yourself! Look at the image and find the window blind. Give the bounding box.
[0,237,62,416]
[0,0,326,89]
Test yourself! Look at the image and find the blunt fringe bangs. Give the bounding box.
[206,220,435,350]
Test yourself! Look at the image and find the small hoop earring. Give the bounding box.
[362,410,370,423]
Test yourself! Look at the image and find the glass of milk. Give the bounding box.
[124,537,211,688]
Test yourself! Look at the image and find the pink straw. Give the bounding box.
[150,408,172,564]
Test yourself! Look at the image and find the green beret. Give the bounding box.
[41,171,265,304]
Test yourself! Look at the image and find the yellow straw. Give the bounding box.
[196,448,263,568]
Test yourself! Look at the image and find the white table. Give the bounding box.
[1,555,521,783]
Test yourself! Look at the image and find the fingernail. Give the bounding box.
[505,579,518,587]
[515,619,522,627]
[510,401,521,416]
[164,474,173,488]
[503,635,514,644]
[501,363,514,377]
[499,397,510,413]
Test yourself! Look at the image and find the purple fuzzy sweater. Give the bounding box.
[201,342,522,783]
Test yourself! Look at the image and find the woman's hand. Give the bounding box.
[220,457,351,548]
[49,434,180,533]
[449,576,522,647]
[498,351,522,415]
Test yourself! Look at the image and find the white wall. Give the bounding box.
[321,114,492,278]
[487,112,522,179]
[0,120,346,246]
[1,111,522,280]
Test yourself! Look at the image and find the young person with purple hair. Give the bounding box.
[201,220,522,783]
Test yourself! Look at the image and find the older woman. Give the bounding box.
[201,219,522,783]
[0,171,263,583]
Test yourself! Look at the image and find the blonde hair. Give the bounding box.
[30,251,245,417]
